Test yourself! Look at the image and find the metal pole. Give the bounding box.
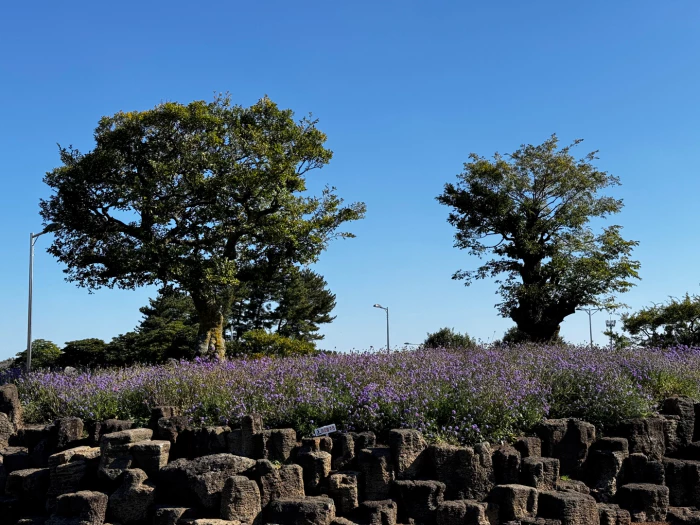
[386,307,390,352]
[27,232,35,372]
[577,307,603,350]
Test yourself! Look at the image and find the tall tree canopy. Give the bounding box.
[437,135,640,342]
[621,293,700,348]
[41,95,365,358]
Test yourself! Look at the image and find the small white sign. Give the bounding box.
[313,424,337,437]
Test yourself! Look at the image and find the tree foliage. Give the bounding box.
[226,329,317,358]
[60,338,109,368]
[437,135,640,342]
[41,95,365,359]
[423,327,475,349]
[14,339,62,369]
[622,294,700,347]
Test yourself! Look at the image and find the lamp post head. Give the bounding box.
[373,304,385,309]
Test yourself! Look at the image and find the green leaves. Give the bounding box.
[41,95,365,358]
[437,134,640,341]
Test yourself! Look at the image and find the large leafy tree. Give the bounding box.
[41,95,365,359]
[437,135,640,342]
[621,294,700,347]
[13,339,62,369]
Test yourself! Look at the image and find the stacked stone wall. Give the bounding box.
[3,383,700,524]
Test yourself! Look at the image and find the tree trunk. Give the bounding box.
[193,299,227,360]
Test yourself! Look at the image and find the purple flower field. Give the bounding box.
[6,345,700,445]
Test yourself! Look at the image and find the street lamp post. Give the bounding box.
[27,228,52,372]
[373,304,389,351]
[605,319,617,351]
[576,307,603,350]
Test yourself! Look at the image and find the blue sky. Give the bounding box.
[1,1,699,360]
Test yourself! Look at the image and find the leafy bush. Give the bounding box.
[13,339,62,369]
[226,330,317,358]
[423,327,475,349]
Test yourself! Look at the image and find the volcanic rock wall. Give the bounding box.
[3,383,700,525]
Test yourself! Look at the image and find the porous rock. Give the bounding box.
[220,475,261,523]
[616,483,669,522]
[521,456,559,491]
[534,419,595,477]
[425,442,494,501]
[107,468,155,524]
[537,490,600,525]
[487,484,538,522]
[266,496,335,525]
[98,428,153,482]
[357,447,395,501]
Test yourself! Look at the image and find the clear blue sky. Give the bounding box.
[1,1,699,360]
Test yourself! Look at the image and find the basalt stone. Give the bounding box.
[2,446,31,472]
[5,467,50,509]
[130,440,170,480]
[186,520,241,525]
[266,496,336,525]
[387,429,427,480]
[392,479,446,525]
[514,437,542,459]
[297,450,332,495]
[220,475,261,523]
[663,397,697,448]
[556,479,590,495]
[351,431,376,450]
[492,444,521,485]
[159,453,256,512]
[357,499,398,525]
[665,415,682,456]
[356,448,394,501]
[226,429,243,456]
[153,506,198,525]
[47,490,108,525]
[521,457,559,491]
[519,519,563,525]
[47,446,100,507]
[331,433,355,470]
[436,499,490,525]
[98,428,153,482]
[301,436,333,454]
[663,457,700,507]
[534,419,596,477]
[487,484,538,522]
[0,383,22,427]
[15,424,50,450]
[425,443,494,501]
[597,503,631,525]
[537,490,600,525]
[249,459,304,507]
[50,418,85,452]
[667,506,700,525]
[256,428,297,463]
[616,483,669,522]
[240,414,264,459]
[92,419,133,446]
[0,412,15,449]
[328,471,359,514]
[107,468,155,524]
[610,417,666,460]
[584,438,629,502]
[193,426,230,457]
[620,453,665,486]
[156,416,191,459]
[148,406,179,431]
[0,455,6,494]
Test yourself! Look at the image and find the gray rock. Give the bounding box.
[426,443,494,501]
[387,429,427,480]
[616,483,669,522]
[663,397,696,448]
[436,499,489,525]
[2,446,31,472]
[130,440,170,479]
[47,446,100,508]
[50,418,84,452]
[240,414,263,458]
[610,417,666,460]
[556,479,590,494]
[667,506,700,525]
[538,490,599,525]
[98,428,153,482]
[357,499,398,525]
[488,484,538,522]
[5,467,50,509]
[328,471,359,514]
[153,506,198,525]
[392,479,445,524]
[92,419,133,446]
[331,433,354,470]
[584,438,629,502]
[597,503,631,525]
[256,428,297,463]
[492,444,522,485]
[0,384,22,427]
[357,448,395,501]
[514,436,542,458]
[107,468,155,524]
[663,457,700,506]
[159,453,256,512]
[534,419,596,477]
[297,450,332,495]
[0,412,14,449]
[47,490,108,525]
[220,475,261,523]
[250,459,304,507]
[521,457,559,491]
[266,496,335,525]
